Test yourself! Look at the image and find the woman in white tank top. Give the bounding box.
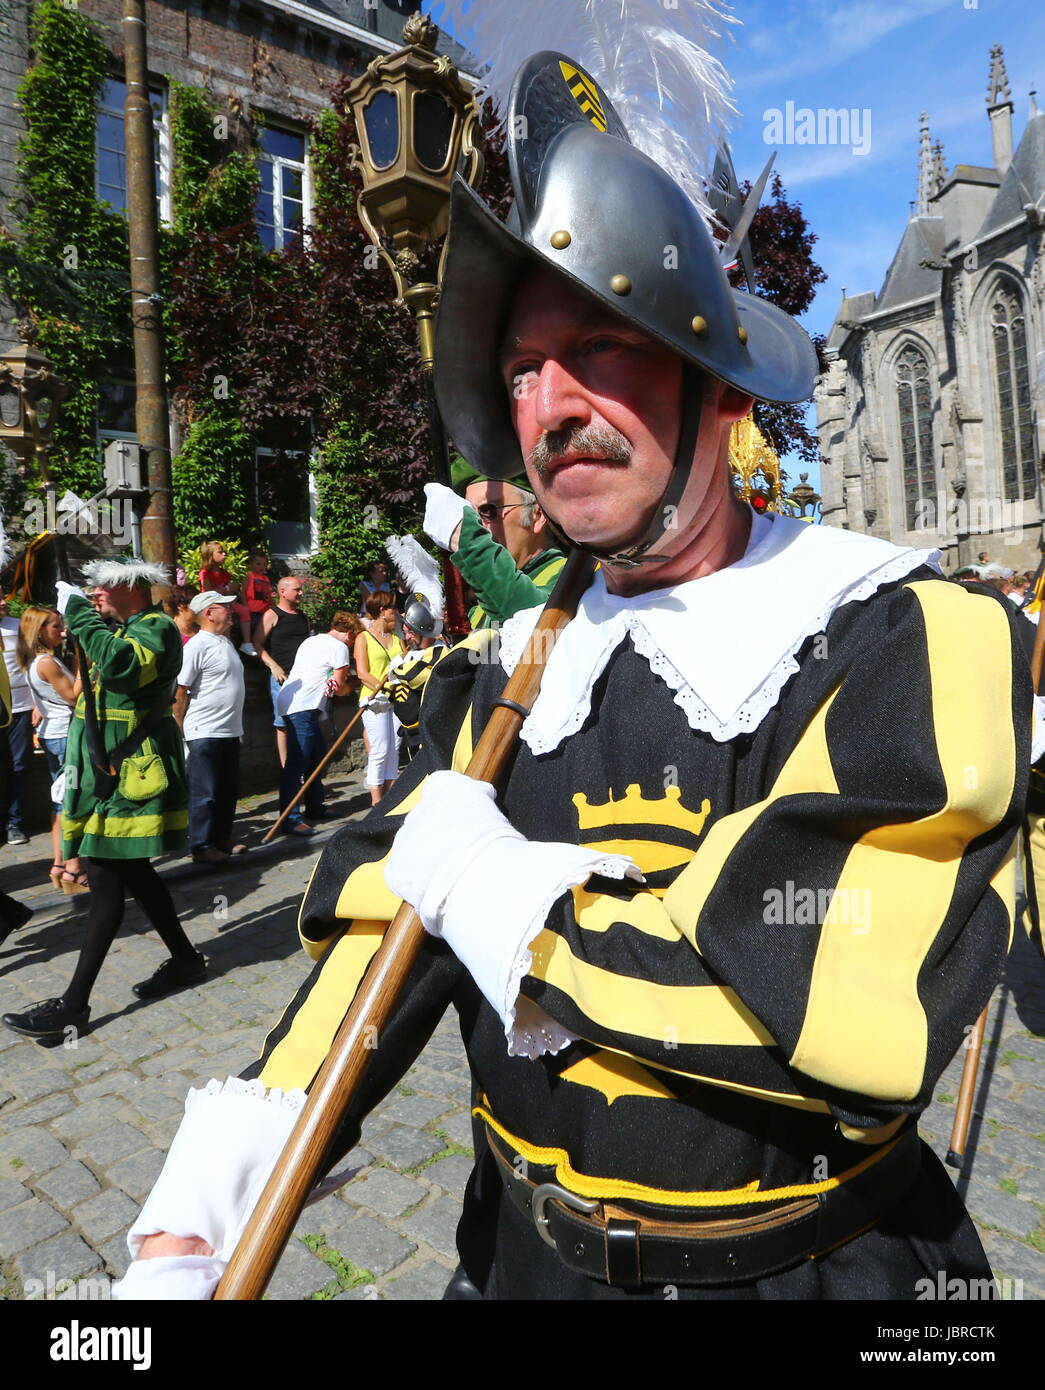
[16,609,84,891]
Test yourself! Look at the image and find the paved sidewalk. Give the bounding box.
[1,776,1043,1300]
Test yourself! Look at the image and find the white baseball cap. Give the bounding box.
[189,591,237,615]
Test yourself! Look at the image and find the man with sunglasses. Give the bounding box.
[423,463,565,630]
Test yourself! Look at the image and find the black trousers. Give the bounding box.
[187,737,240,851]
[0,709,32,829]
[63,857,197,1011]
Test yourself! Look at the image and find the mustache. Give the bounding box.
[529,425,632,479]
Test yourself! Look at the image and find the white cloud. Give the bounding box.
[739,0,956,90]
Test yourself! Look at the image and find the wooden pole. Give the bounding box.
[260,677,389,844]
[122,0,176,588]
[947,598,1045,1167]
[215,549,595,1299]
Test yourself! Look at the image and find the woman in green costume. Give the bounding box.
[3,559,206,1039]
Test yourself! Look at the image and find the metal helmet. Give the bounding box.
[402,593,442,639]
[434,52,818,565]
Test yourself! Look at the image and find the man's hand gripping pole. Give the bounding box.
[215,549,595,1300]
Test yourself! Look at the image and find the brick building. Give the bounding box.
[0,0,472,556]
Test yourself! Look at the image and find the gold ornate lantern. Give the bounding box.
[347,11,484,361]
[0,322,71,468]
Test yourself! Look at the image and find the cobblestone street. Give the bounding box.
[1,770,1044,1301]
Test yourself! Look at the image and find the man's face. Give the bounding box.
[464,479,541,567]
[202,602,233,633]
[500,269,685,553]
[95,584,132,619]
[280,579,304,608]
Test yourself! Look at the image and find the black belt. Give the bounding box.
[488,1125,921,1288]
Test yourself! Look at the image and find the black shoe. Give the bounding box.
[3,997,89,1039]
[132,952,207,1000]
[281,822,315,837]
[0,899,34,941]
[5,826,28,846]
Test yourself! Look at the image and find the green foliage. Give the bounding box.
[168,82,259,238]
[172,410,256,550]
[310,421,396,594]
[296,575,338,632]
[15,0,109,258]
[180,537,249,588]
[1,0,130,498]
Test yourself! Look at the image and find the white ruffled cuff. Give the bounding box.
[1032,695,1045,764]
[438,837,643,1058]
[122,1076,306,1298]
[113,1254,225,1301]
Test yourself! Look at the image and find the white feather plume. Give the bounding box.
[423,0,738,225]
[0,511,10,573]
[81,558,170,589]
[385,534,444,617]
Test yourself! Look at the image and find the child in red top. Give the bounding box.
[198,541,256,655]
[243,550,274,637]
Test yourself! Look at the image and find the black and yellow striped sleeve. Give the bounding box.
[521,580,1029,1124]
[240,634,490,1147]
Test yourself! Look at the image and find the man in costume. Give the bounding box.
[424,463,565,630]
[2,559,205,1038]
[116,44,1029,1299]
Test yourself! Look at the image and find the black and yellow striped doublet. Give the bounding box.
[244,572,1029,1291]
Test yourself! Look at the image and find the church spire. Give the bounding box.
[916,112,934,215]
[987,44,1014,174]
[987,44,1011,106]
[930,139,947,199]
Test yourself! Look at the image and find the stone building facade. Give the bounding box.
[816,47,1045,572]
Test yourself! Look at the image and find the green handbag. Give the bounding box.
[118,751,169,802]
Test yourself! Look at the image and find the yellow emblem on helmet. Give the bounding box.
[559,60,607,132]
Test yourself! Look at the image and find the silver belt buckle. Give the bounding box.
[531,1182,599,1250]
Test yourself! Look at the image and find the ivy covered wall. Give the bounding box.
[0,0,469,600]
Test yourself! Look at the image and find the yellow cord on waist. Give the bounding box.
[474,1103,901,1208]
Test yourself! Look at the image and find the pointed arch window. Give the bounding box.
[895,344,935,529]
[991,284,1035,501]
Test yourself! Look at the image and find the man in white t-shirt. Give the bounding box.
[0,597,35,845]
[273,611,355,836]
[174,593,247,865]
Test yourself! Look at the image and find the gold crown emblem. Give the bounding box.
[572,785,711,838]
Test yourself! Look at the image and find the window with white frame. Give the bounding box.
[255,124,310,252]
[96,78,171,223]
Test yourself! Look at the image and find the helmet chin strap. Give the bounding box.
[541,365,705,568]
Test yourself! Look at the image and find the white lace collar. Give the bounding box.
[498,512,940,754]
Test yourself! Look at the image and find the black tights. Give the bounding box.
[63,857,197,1011]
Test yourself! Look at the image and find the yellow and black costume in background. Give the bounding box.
[243,565,1028,1298]
[387,644,446,758]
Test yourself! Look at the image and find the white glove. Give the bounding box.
[385,771,642,1053]
[386,771,522,934]
[423,482,474,551]
[55,580,86,615]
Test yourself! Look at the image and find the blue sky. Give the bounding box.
[424,0,1044,492]
[726,0,1045,487]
